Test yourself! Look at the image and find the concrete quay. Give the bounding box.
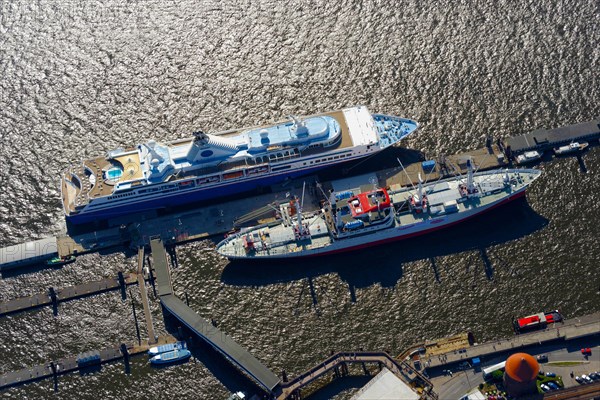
[421,312,600,370]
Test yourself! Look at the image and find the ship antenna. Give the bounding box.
[193,130,209,145]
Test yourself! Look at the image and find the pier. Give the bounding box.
[150,237,281,394]
[0,337,176,391]
[506,118,600,155]
[277,351,437,400]
[0,237,60,271]
[0,272,138,317]
[136,247,156,344]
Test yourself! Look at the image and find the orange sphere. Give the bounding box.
[505,352,539,383]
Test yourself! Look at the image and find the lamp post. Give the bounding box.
[464,368,472,390]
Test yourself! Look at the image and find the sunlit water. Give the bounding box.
[0,0,598,398]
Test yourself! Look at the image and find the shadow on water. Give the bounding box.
[162,311,269,398]
[220,197,549,290]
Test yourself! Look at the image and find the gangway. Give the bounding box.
[149,237,281,394]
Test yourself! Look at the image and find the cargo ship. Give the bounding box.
[513,310,563,333]
[216,163,542,259]
[61,106,418,224]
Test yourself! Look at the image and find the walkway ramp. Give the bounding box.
[149,237,280,393]
[150,238,173,296]
[161,294,280,392]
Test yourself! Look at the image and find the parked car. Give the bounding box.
[582,374,593,383]
[537,354,548,362]
[575,376,583,383]
[545,372,556,377]
[589,371,599,380]
[547,381,559,390]
[540,384,550,392]
[581,348,592,355]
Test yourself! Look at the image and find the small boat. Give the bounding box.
[515,150,541,164]
[553,141,588,155]
[46,255,76,267]
[227,392,246,400]
[149,348,191,365]
[148,341,186,356]
[513,310,562,333]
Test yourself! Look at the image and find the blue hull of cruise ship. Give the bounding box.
[67,163,330,225]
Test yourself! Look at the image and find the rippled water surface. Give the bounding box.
[1,0,599,398]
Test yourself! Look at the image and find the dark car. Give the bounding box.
[547,381,559,390]
[537,354,548,362]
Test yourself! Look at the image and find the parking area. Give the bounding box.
[430,338,600,399]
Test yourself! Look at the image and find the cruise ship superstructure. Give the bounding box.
[61,106,418,224]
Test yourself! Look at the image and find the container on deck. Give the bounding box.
[421,160,436,173]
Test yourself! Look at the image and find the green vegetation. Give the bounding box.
[547,361,584,367]
[491,369,504,382]
[479,382,504,397]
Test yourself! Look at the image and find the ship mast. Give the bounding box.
[466,158,476,194]
[417,173,424,203]
[297,182,305,231]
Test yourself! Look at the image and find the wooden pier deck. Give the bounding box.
[0,336,176,391]
[377,144,506,190]
[136,247,156,344]
[0,273,139,317]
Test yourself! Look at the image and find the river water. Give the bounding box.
[0,0,599,398]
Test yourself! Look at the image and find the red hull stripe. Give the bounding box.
[300,190,527,258]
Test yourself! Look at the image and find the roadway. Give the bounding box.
[430,338,600,399]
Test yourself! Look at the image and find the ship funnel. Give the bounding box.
[193,130,209,145]
[260,129,270,144]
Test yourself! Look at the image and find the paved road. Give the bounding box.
[430,339,600,399]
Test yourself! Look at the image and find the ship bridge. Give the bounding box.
[244,115,340,152]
